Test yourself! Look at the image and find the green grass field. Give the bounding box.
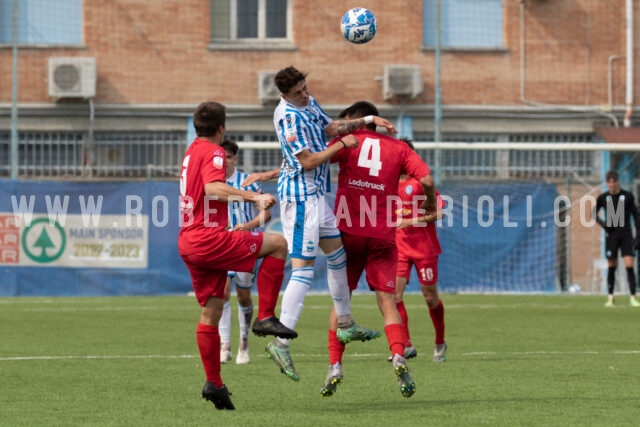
[1,293,639,426]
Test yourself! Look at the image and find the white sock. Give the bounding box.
[277,266,313,347]
[219,300,232,345]
[238,302,253,346]
[325,246,352,321]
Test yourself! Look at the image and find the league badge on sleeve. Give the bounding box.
[213,149,224,169]
[285,115,297,143]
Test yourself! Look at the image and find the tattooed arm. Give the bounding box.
[325,116,397,137]
[326,118,367,136]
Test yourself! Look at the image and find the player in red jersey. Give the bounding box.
[395,137,447,363]
[178,102,296,410]
[319,101,436,398]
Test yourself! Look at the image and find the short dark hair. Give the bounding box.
[338,100,379,130]
[221,139,238,155]
[606,170,619,182]
[274,65,308,95]
[398,136,415,151]
[193,102,226,137]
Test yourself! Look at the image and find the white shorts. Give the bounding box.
[227,271,255,289]
[280,196,341,260]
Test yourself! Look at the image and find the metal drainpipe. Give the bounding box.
[519,0,620,127]
[624,0,633,127]
[519,0,526,104]
[608,55,626,109]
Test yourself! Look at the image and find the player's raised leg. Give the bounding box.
[321,235,380,344]
[266,260,312,381]
[250,233,298,339]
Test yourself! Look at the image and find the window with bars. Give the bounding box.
[422,0,503,50]
[0,0,83,45]
[209,0,291,48]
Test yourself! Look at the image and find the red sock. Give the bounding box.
[384,323,406,358]
[396,301,412,346]
[429,300,445,345]
[256,256,285,320]
[196,323,222,387]
[328,329,345,365]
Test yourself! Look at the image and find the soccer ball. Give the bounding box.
[340,8,377,44]
[568,284,581,294]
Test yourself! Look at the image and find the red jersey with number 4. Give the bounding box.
[330,129,430,241]
[178,138,229,255]
[396,178,442,259]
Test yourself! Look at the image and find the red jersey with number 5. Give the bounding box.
[178,138,228,255]
[396,178,442,259]
[330,130,430,241]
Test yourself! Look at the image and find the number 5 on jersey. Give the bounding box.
[180,155,190,196]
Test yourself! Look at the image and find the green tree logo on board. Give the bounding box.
[21,218,66,263]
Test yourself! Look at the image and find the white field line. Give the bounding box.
[14,303,582,312]
[17,306,192,312]
[0,354,198,361]
[3,350,640,362]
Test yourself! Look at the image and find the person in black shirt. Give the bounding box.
[594,170,640,307]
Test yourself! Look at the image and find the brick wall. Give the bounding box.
[0,0,635,108]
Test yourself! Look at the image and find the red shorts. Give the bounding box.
[180,230,264,306]
[341,232,397,294]
[397,254,439,286]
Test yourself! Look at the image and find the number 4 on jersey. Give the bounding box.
[357,137,382,176]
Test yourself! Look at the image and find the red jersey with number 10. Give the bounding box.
[178,138,229,255]
[396,178,443,259]
[331,129,430,241]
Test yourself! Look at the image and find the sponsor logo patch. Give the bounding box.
[213,155,224,169]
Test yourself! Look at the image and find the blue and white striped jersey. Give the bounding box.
[226,168,262,230]
[274,96,332,202]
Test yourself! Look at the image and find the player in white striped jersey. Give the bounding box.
[218,139,272,365]
[242,66,398,381]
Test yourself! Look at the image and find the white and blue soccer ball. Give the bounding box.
[568,284,581,294]
[340,8,377,44]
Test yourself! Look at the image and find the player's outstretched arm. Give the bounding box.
[241,168,280,187]
[371,116,397,135]
[296,137,358,171]
[205,181,276,210]
[397,208,445,230]
[326,116,396,137]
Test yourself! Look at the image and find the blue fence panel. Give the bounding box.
[0,180,558,296]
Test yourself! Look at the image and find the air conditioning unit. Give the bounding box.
[48,57,97,99]
[258,71,280,102]
[383,65,423,100]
